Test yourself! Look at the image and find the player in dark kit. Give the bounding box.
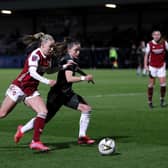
[14,39,95,145]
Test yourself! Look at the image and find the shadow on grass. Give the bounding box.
[0,135,130,155]
[0,144,28,151]
[46,141,78,151]
[44,135,131,150]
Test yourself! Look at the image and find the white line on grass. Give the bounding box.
[85,92,145,98]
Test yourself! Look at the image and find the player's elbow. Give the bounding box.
[66,77,73,83]
[29,67,37,78]
[29,71,34,78]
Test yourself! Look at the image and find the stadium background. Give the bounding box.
[1,1,168,168]
[0,0,168,68]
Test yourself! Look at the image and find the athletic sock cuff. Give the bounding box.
[160,83,166,87]
[37,113,47,119]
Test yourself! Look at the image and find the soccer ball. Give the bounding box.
[98,138,115,155]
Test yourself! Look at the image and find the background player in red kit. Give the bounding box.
[0,33,56,151]
[144,30,168,108]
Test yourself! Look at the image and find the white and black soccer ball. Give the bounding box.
[98,138,115,155]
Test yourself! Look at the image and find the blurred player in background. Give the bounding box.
[0,32,57,151]
[136,41,147,76]
[144,30,168,108]
[14,38,95,145]
[109,47,118,68]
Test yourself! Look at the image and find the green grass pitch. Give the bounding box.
[0,69,168,168]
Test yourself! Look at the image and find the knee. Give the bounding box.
[80,105,92,112]
[148,83,154,88]
[0,110,7,118]
[160,83,166,87]
[41,108,48,115]
[87,105,92,112]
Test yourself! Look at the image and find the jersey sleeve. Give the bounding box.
[65,65,74,71]
[28,54,40,67]
[59,57,74,71]
[165,41,168,51]
[29,66,50,85]
[145,43,150,55]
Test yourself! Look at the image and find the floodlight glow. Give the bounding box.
[1,10,12,14]
[105,4,117,8]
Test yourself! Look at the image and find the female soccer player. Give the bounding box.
[136,41,146,76]
[0,32,57,151]
[14,39,95,145]
[144,30,168,108]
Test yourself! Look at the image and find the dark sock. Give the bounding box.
[33,117,45,142]
[148,87,153,103]
[160,86,166,100]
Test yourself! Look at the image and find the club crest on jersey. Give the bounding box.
[32,55,38,61]
[12,91,16,96]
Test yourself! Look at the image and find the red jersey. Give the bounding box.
[147,40,166,68]
[12,48,51,96]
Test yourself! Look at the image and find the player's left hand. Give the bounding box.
[48,80,57,87]
[85,74,93,81]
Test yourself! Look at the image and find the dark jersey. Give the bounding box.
[54,54,77,94]
[46,54,89,122]
[46,54,87,122]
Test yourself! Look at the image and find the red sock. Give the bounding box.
[33,117,45,142]
[148,87,153,103]
[160,86,166,99]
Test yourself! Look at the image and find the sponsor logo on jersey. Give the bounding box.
[32,55,38,61]
[152,49,164,54]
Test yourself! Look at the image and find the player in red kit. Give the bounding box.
[0,32,56,151]
[14,38,95,145]
[144,30,168,108]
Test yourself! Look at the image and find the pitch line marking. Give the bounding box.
[86,92,145,98]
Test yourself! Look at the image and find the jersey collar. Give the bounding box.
[68,54,74,60]
[152,40,162,44]
[39,48,47,58]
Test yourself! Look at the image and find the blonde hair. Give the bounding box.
[22,32,54,48]
[41,34,55,45]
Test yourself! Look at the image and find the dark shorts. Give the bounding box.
[46,88,87,123]
[110,57,116,62]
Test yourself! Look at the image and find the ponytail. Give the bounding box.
[50,37,80,58]
[22,32,45,46]
[50,39,68,58]
[22,32,55,55]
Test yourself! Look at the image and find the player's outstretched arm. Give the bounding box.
[65,70,93,83]
[29,66,56,86]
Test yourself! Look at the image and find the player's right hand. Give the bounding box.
[85,74,93,81]
[48,80,57,87]
[144,65,149,71]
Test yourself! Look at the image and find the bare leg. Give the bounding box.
[159,77,166,107]
[0,96,17,118]
[25,95,48,142]
[147,77,155,108]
